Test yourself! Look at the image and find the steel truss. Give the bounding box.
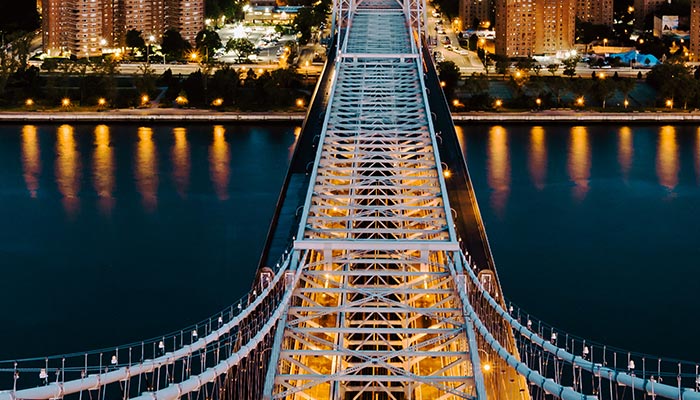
[266,3,483,399]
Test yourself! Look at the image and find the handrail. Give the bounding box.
[459,252,700,400]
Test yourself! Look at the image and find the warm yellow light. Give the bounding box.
[175,95,188,105]
[61,98,71,107]
[190,52,198,60]
[576,97,584,106]
[141,95,150,104]
[515,70,522,78]
[495,99,503,107]
[212,98,224,106]
[599,72,605,79]
[443,169,452,178]
[440,81,446,87]
[452,99,459,106]
[258,68,264,74]
[666,99,673,108]
[296,98,304,107]
[98,98,107,106]
[25,99,34,106]
[638,38,644,44]
[624,99,629,108]
[535,98,542,106]
[483,363,492,372]
[305,60,310,67]
[603,38,608,45]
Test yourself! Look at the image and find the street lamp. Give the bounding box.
[665,99,673,109]
[147,35,156,64]
[62,98,71,107]
[494,99,502,108]
[535,98,542,108]
[25,99,34,107]
[576,97,585,107]
[98,98,107,107]
[624,99,629,109]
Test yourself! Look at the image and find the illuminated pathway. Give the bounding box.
[2,0,700,398]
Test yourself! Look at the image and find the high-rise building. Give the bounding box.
[460,0,493,30]
[495,0,574,57]
[123,0,166,41]
[166,0,204,44]
[691,0,700,61]
[634,0,668,30]
[576,0,613,26]
[42,0,204,56]
[42,0,105,58]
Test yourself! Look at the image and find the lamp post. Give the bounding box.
[147,35,155,64]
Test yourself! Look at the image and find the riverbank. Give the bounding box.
[0,109,306,123]
[2,109,700,123]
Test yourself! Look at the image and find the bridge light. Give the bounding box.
[443,169,451,178]
[527,319,532,329]
[111,355,118,365]
[550,332,557,343]
[440,81,446,87]
[158,340,165,350]
[628,360,635,370]
[39,368,48,380]
[192,329,198,339]
[483,363,492,372]
[583,346,590,358]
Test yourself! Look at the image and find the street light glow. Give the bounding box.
[98,98,107,106]
[212,98,224,106]
[576,97,584,106]
[535,98,542,106]
[494,99,502,107]
[62,98,71,107]
[483,363,492,372]
[296,98,304,107]
[440,81,446,87]
[141,95,150,104]
[25,99,34,106]
[666,99,673,108]
[175,96,188,105]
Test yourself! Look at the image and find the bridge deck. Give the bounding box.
[266,3,482,399]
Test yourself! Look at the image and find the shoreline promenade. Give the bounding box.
[2,109,700,123]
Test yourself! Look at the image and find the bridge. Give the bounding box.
[2,0,700,398]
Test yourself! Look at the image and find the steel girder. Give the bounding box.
[265,2,481,399]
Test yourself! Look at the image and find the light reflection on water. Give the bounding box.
[172,127,190,197]
[136,127,158,211]
[618,126,633,179]
[528,126,546,190]
[94,125,114,214]
[487,125,510,215]
[568,126,591,201]
[657,126,679,190]
[210,125,230,200]
[21,125,40,198]
[56,124,80,215]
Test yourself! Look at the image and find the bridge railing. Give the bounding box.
[0,248,297,400]
[456,251,700,400]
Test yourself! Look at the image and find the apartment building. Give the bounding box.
[691,0,700,61]
[634,0,669,30]
[576,0,614,26]
[495,0,574,57]
[165,0,205,44]
[460,0,493,30]
[42,0,203,57]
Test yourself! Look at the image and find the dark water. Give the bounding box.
[0,124,299,359]
[0,123,698,363]
[458,124,700,362]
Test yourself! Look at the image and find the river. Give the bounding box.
[0,123,697,362]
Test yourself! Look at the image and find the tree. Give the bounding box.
[135,63,157,98]
[195,29,222,61]
[646,59,692,102]
[126,29,145,52]
[226,38,257,63]
[162,29,191,59]
[41,58,59,73]
[590,76,616,108]
[562,55,581,78]
[0,45,19,97]
[548,76,567,106]
[437,61,461,100]
[617,78,635,106]
[12,33,33,70]
[547,64,559,76]
[93,55,121,102]
[495,57,509,78]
